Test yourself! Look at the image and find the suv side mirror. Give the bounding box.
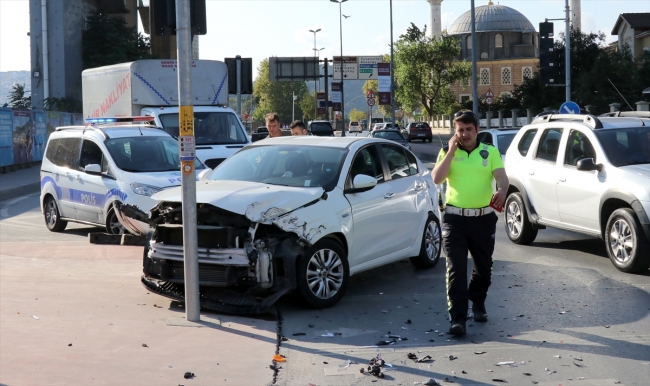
[576,157,603,172]
[344,174,377,194]
[198,168,212,180]
[84,164,102,175]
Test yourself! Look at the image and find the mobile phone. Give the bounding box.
[489,196,503,213]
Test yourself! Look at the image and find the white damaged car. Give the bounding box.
[117,136,441,313]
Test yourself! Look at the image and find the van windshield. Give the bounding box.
[159,112,248,145]
[371,118,384,124]
[105,136,203,173]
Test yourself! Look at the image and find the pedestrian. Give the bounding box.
[431,109,509,336]
[265,113,283,138]
[289,120,308,136]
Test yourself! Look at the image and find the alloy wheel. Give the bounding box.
[45,200,58,228]
[425,221,441,261]
[609,218,634,265]
[305,249,344,299]
[506,201,523,238]
[107,212,126,235]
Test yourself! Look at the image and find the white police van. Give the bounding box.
[40,117,204,234]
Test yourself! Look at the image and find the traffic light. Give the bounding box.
[554,48,566,79]
[225,57,254,95]
[151,0,207,36]
[538,21,557,85]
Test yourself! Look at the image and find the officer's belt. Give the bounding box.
[445,205,494,217]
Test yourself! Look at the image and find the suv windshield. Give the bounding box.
[373,131,404,141]
[310,122,333,135]
[159,112,248,145]
[496,133,517,155]
[105,136,203,173]
[595,127,650,167]
[207,145,347,190]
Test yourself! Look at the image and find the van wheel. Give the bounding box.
[105,207,126,235]
[409,214,441,268]
[605,208,650,273]
[44,196,67,232]
[296,239,349,308]
[504,193,537,245]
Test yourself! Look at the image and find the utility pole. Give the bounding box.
[470,0,478,115]
[389,0,396,129]
[564,0,571,101]
[331,0,347,136]
[176,0,199,322]
[310,29,321,119]
[236,55,242,116]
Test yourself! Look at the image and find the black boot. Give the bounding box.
[472,302,488,323]
[449,315,466,336]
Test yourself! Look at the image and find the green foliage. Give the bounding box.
[393,23,471,118]
[299,91,316,121]
[44,97,82,113]
[362,80,391,117]
[8,83,31,109]
[349,108,366,122]
[252,59,309,123]
[82,11,153,70]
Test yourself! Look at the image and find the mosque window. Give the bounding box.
[495,34,503,48]
[501,67,512,85]
[467,36,473,49]
[481,52,489,59]
[480,68,490,85]
[522,66,533,80]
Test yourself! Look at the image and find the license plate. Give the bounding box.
[418,134,425,137]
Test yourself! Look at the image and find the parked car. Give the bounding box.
[117,136,441,313]
[476,128,519,160]
[407,122,433,143]
[349,121,362,133]
[251,126,269,142]
[308,120,335,137]
[360,119,368,131]
[40,117,205,235]
[370,129,411,150]
[503,113,650,273]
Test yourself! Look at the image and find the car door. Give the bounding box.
[379,144,427,253]
[50,137,82,219]
[75,139,118,224]
[344,145,395,266]
[556,129,603,232]
[524,127,563,223]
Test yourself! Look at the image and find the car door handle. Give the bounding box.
[558,178,566,182]
[384,192,395,199]
[527,171,535,175]
[411,183,425,192]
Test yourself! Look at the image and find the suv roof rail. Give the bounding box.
[599,111,650,118]
[532,113,603,129]
[85,116,156,125]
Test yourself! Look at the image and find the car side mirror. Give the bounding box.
[198,168,212,180]
[84,164,102,175]
[345,174,377,194]
[576,157,603,172]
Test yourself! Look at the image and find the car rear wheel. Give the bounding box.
[105,206,126,235]
[44,196,67,232]
[504,193,538,245]
[605,208,650,273]
[409,214,442,268]
[296,238,349,308]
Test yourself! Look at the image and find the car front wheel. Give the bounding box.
[409,214,442,268]
[44,196,67,232]
[605,208,650,273]
[105,206,126,235]
[296,238,349,308]
[504,192,538,245]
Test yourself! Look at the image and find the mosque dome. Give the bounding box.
[448,2,535,35]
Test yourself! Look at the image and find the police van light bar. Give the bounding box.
[85,116,156,124]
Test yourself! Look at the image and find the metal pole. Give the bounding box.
[324,58,329,122]
[292,91,295,121]
[565,0,571,102]
[176,0,199,322]
[236,55,242,116]
[389,0,396,129]
[311,30,320,119]
[470,0,478,115]
[339,1,346,137]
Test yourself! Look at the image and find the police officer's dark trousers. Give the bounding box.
[442,211,498,320]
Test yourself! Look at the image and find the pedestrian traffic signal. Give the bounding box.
[554,48,566,79]
[151,0,207,36]
[538,21,558,85]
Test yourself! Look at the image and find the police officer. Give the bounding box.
[432,110,509,336]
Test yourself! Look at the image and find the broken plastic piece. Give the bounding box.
[523,373,532,376]
[408,353,418,360]
[492,379,507,383]
[31,315,39,320]
[449,355,457,361]
[184,372,195,379]
[272,354,286,362]
[497,361,515,366]
[406,319,412,324]
[292,332,306,336]
[68,344,72,347]
[423,378,441,385]
[322,333,335,337]
[142,343,148,348]
[474,351,487,355]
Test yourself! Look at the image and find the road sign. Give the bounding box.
[333,56,358,80]
[358,56,382,78]
[486,88,494,98]
[268,57,319,82]
[367,91,375,99]
[331,82,342,111]
[367,98,376,107]
[378,63,391,106]
[559,101,580,114]
[485,97,494,105]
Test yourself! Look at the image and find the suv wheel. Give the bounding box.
[605,208,650,273]
[504,193,538,245]
[409,214,442,268]
[105,206,126,235]
[44,196,67,232]
[296,238,349,308]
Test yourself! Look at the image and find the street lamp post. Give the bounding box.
[331,0,348,137]
[389,0,396,130]
[309,28,321,119]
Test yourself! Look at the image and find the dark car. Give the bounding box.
[370,129,411,150]
[408,122,433,142]
[308,120,335,137]
[251,126,269,142]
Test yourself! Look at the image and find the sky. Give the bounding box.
[1,0,649,76]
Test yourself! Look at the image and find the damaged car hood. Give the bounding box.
[152,180,325,223]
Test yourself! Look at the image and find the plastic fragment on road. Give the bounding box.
[184,372,195,379]
[423,378,441,385]
[272,354,286,362]
[474,351,487,355]
[492,379,507,382]
[292,332,306,336]
[322,333,335,337]
[142,343,148,348]
[31,315,39,320]
[497,361,515,366]
[449,355,458,361]
[523,372,532,376]
[554,355,562,358]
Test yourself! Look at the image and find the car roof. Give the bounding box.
[529,113,649,131]
[246,135,377,149]
[53,124,170,140]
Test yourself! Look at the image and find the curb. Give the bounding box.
[0,182,41,203]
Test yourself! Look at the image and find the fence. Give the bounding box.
[0,108,84,171]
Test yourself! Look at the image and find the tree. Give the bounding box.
[349,108,366,122]
[8,83,31,109]
[82,11,153,70]
[362,80,391,117]
[252,59,309,123]
[393,23,471,119]
[44,97,82,113]
[299,91,316,121]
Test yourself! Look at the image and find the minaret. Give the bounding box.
[570,0,581,30]
[427,0,443,40]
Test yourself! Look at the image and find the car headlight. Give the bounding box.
[131,183,163,196]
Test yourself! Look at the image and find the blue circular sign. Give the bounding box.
[559,101,580,114]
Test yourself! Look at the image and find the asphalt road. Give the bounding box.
[2,173,649,385]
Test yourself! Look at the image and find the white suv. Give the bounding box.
[503,113,650,273]
[40,118,204,234]
[348,121,362,133]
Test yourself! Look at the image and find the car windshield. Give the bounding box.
[310,122,333,133]
[595,127,650,167]
[207,145,348,189]
[373,131,404,141]
[496,133,517,155]
[159,112,248,145]
[104,136,203,173]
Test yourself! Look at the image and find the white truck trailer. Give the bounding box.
[82,59,250,168]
